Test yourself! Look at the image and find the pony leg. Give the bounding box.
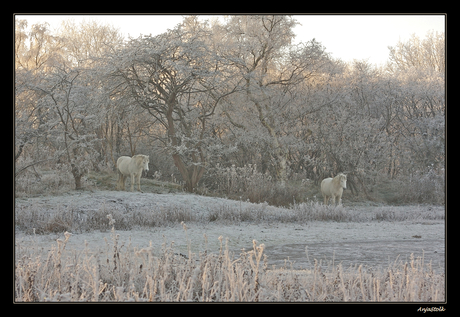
[119,174,126,191]
[324,196,328,205]
[130,174,135,192]
[117,172,124,190]
[137,174,143,193]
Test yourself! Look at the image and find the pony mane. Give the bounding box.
[332,173,346,184]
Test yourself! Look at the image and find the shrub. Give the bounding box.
[200,164,312,207]
[402,167,445,205]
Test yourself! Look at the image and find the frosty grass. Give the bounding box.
[15,190,445,302]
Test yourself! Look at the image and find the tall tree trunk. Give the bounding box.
[115,119,122,158]
[171,153,205,192]
[253,99,288,187]
[70,163,84,190]
[247,80,288,187]
[275,153,287,188]
[74,173,82,190]
[166,99,205,193]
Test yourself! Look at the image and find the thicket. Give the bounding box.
[15,16,445,204]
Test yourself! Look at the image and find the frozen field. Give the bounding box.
[15,190,445,272]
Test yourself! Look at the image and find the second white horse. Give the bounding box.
[321,173,347,206]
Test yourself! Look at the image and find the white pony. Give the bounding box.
[321,173,347,206]
[117,154,149,192]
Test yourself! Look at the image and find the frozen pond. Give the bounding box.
[16,190,445,275]
[264,238,445,272]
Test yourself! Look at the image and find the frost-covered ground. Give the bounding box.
[15,190,445,272]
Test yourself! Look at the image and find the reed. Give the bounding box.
[15,224,444,302]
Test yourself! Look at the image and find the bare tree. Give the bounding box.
[108,17,238,192]
[387,31,445,74]
[58,19,124,68]
[15,20,66,72]
[217,15,333,185]
[15,16,444,201]
[15,20,66,173]
[27,64,101,189]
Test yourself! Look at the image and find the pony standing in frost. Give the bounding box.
[117,155,149,192]
[321,173,347,206]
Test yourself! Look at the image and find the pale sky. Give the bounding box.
[15,14,445,66]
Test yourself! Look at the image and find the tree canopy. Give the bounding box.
[15,16,445,200]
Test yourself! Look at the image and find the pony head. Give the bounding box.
[338,173,347,189]
[142,155,149,171]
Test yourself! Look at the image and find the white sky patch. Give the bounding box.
[15,14,445,66]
